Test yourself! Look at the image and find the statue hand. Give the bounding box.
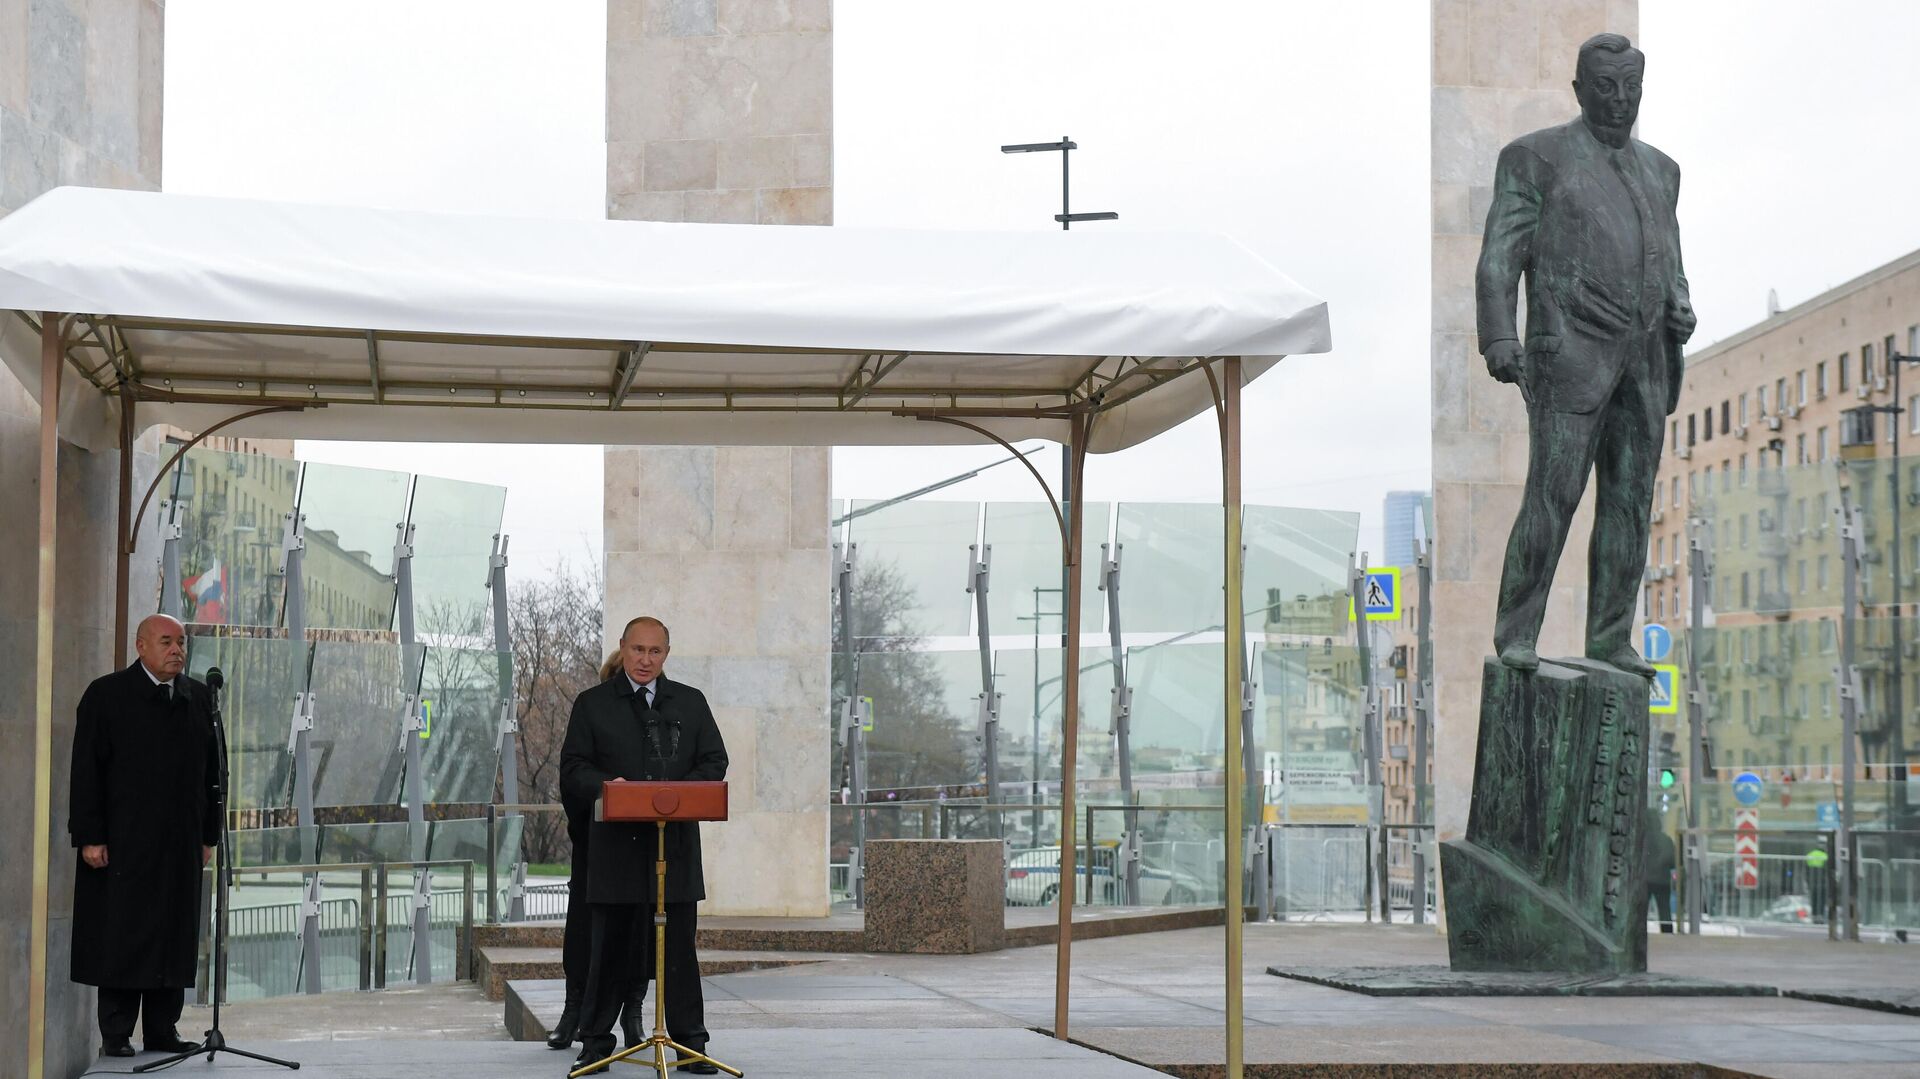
[1485,340,1525,385]
[1666,299,1697,343]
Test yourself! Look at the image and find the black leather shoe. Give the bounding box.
[101,1038,135,1058]
[144,1035,201,1053]
[546,1005,579,1050]
[573,1039,615,1075]
[678,1045,720,1075]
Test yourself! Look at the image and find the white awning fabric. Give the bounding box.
[0,187,1331,452]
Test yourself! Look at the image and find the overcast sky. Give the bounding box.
[162,1,1920,579]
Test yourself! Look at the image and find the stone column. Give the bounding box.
[0,2,167,1074]
[604,1,832,917]
[1429,1,1637,863]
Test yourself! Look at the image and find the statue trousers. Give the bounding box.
[1494,327,1666,658]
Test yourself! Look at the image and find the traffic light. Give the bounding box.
[1657,731,1679,790]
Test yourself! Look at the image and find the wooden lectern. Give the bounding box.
[570,781,741,1079]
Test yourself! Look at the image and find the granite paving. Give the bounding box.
[134,922,1919,1076]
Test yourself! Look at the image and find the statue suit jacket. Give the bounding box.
[560,673,728,904]
[1475,119,1689,416]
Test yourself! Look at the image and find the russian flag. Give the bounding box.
[186,558,227,623]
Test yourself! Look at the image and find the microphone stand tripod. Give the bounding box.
[138,670,300,1073]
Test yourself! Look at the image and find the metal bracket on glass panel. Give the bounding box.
[396,693,423,753]
[279,509,306,564]
[299,877,322,922]
[284,692,314,754]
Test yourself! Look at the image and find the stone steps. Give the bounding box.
[477,945,826,1001]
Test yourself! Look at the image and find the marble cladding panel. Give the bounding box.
[713,445,793,549]
[710,704,758,809]
[2,0,26,116]
[862,840,1005,954]
[787,447,829,550]
[695,808,828,916]
[27,0,87,144]
[683,187,755,224]
[644,137,717,191]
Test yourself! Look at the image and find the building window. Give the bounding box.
[1818,556,1829,592]
[1656,536,1664,564]
[1886,335,1898,376]
[1721,400,1730,434]
[1739,514,1749,548]
[1817,426,1829,460]
[1671,477,1680,508]
[1702,407,1714,441]
[1777,377,1788,410]
[1721,459,1731,492]
[1687,413,1696,445]
[1817,361,1828,397]
[1862,347,1873,386]
[1670,419,1678,452]
[1739,453,1749,486]
[1739,392,1749,426]
[1796,433,1807,464]
[1797,370,1808,405]
[1911,396,1920,435]
[1797,559,1807,594]
[1840,354,1850,393]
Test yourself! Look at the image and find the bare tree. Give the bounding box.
[508,561,605,863]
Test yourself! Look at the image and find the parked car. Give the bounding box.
[1758,894,1813,923]
[1005,846,1207,907]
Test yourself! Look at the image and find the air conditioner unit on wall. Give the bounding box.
[1676,445,1692,459]
[1767,416,1784,431]
[1734,425,1748,440]
[1786,404,1803,419]
[1858,385,1873,400]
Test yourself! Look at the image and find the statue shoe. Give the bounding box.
[1497,643,1539,670]
[1596,648,1656,678]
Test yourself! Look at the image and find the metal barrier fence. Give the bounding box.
[197,858,475,1004]
[1682,828,1919,940]
[1258,823,1435,924]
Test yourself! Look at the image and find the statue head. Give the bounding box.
[1572,33,1644,149]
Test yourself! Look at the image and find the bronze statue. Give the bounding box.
[1478,32,1695,675]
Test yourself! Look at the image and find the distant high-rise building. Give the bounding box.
[1383,490,1430,568]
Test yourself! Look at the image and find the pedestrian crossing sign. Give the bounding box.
[1348,567,1401,621]
[1650,664,1679,714]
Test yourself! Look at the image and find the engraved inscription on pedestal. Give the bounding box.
[1441,658,1650,974]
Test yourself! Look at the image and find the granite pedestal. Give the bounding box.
[862,839,1004,954]
[1442,657,1651,974]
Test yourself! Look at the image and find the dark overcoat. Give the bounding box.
[560,673,728,904]
[68,663,222,989]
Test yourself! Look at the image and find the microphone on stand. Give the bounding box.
[206,666,225,696]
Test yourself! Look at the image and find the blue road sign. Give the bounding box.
[1349,567,1402,621]
[1733,771,1764,807]
[1649,664,1679,714]
[1642,623,1673,663]
[1815,801,1840,830]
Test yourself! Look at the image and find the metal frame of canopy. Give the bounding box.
[20,261,1275,1079]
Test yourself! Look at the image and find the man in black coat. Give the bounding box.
[561,616,728,1074]
[69,614,221,1058]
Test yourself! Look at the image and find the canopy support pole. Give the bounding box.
[114,382,134,667]
[1209,357,1247,1079]
[1053,411,1088,1040]
[29,312,64,1079]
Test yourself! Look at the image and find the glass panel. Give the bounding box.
[428,815,523,886]
[845,499,976,637]
[991,646,1117,807]
[408,475,507,638]
[852,650,982,797]
[297,462,409,631]
[319,820,414,865]
[169,446,300,627]
[416,645,505,804]
[187,634,305,811]
[1114,502,1224,634]
[1245,506,1358,637]
[1124,640,1228,774]
[1256,640,1367,825]
[981,501,1109,637]
[309,639,415,808]
[227,825,310,869]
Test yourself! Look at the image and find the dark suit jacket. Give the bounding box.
[1475,119,1690,416]
[560,673,728,904]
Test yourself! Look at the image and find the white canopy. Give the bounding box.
[0,187,1331,451]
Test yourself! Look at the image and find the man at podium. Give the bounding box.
[561,616,729,1074]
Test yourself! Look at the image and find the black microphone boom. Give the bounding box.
[206,666,224,694]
